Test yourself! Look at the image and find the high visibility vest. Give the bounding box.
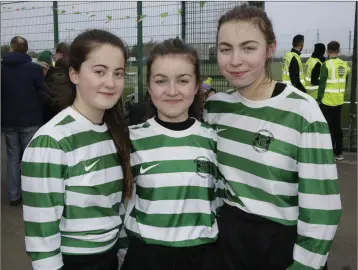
[322,58,351,106]
[304,57,322,99]
[282,51,306,87]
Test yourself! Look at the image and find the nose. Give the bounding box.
[166,80,179,96]
[230,49,243,67]
[105,74,115,88]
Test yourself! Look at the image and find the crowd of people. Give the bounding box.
[1,3,346,270]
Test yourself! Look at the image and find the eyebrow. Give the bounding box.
[153,74,192,78]
[93,64,124,70]
[218,40,259,47]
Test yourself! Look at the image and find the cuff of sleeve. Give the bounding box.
[32,253,63,270]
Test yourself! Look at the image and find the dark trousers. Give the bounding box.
[320,104,343,155]
[62,243,119,270]
[122,236,218,270]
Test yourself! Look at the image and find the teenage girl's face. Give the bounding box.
[148,54,198,123]
[217,20,276,89]
[69,44,125,111]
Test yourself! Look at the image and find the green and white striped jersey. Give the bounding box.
[125,117,224,247]
[21,106,126,270]
[203,85,342,270]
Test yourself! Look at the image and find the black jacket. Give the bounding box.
[310,43,326,86]
[289,49,306,92]
[1,52,46,127]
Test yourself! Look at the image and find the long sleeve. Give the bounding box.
[317,63,328,102]
[289,57,306,92]
[21,134,66,270]
[311,62,322,86]
[288,118,342,270]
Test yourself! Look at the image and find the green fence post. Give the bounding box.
[137,1,144,102]
[349,2,357,151]
[181,2,186,42]
[53,1,59,47]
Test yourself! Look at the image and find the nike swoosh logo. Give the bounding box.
[84,159,100,172]
[140,163,160,174]
[217,128,227,133]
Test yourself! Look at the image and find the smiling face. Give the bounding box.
[217,20,276,90]
[69,43,125,112]
[148,54,198,123]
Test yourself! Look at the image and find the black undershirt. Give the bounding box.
[154,116,195,131]
[271,82,286,98]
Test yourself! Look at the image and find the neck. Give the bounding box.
[329,53,339,58]
[293,47,301,52]
[72,98,104,125]
[157,112,189,123]
[237,73,275,101]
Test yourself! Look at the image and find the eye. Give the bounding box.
[155,79,167,84]
[95,70,104,76]
[244,47,256,52]
[178,79,189,84]
[219,48,231,53]
[115,72,124,78]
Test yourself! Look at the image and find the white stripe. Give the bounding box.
[130,146,216,166]
[219,164,298,196]
[293,244,326,269]
[240,197,298,221]
[136,197,212,215]
[62,229,118,242]
[218,137,297,172]
[22,176,65,193]
[136,220,218,242]
[136,172,214,188]
[298,220,338,241]
[209,113,300,148]
[22,147,64,164]
[61,239,117,254]
[65,191,122,208]
[326,79,346,83]
[66,166,123,186]
[299,193,341,210]
[325,88,342,93]
[23,205,64,223]
[60,216,121,232]
[25,234,61,252]
[130,125,159,140]
[125,215,141,235]
[329,60,336,81]
[31,253,63,270]
[300,132,333,149]
[305,86,318,90]
[298,163,338,180]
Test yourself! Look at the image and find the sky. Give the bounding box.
[0,1,356,57]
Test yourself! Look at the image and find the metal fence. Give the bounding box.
[1,1,357,151]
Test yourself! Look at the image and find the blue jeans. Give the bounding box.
[2,126,40,202]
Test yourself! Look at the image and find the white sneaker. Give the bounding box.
[335,154,344,161]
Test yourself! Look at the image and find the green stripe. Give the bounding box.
[131,134,216,152]
[55,115,75,126]
[133,209,215,228]
[299,207,341,225]
[63,204,121,219]
[66,180,123,196]
[62,228,116,236]
[126,231,217,247]
[67,153,120,179]
[205,100,309,132]
[25,220,60,237]
[297,148,335,164]
[28,135,62,150]
[22,191,64,208]
[217,151,298,184]
[136,185,213,201]
[22,162,65,179]
[303,121,330,134]
[30,249,61,262]
[227,181,298,208]
[287,91,309,101]
[58,130,112,152]
[299,178,339,195]
[132,160,220,178]
[62,235,117,248]
[296,235,332,256]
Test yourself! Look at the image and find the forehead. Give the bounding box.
[151,55,194,75]
[218,21,265,44]
[84,44,125,66]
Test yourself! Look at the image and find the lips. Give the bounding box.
[99,92,115,96]
[229,71,248,78]
[165,100,182,104]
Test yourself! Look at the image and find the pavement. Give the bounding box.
[1,135,357,270]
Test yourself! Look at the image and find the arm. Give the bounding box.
[317,64,328,102]
[311,63,322,86]
[289,57,306,92]
[33,65,49,106]
[21,135,65,270]
[288,115,342,270]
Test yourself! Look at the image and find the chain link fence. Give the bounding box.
[1,1,356,150]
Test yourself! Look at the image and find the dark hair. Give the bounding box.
[217,4,276,79]
[327,41,340,53]
[292,34,304,47]
[56,42,70,55]
[51,29,133,199]
[10,36,28,53]
[144,37,202,121]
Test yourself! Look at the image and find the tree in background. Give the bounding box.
[130,40,158,60]
[208,46,216,61]
[1,44,10,55]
